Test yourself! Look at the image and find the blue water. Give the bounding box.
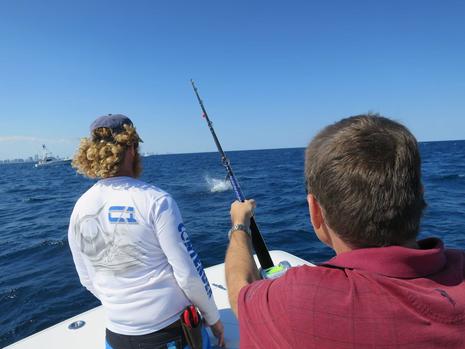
[1,143,465,347]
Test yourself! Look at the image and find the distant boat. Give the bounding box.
[34,145,71,168]
[141,151,157,157]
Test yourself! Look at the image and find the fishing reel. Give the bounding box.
[260,261,292,280]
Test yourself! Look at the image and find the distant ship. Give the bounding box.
[34,145,71,168]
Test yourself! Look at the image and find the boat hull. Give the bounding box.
[34,159,71,168]
[6,250,313,348]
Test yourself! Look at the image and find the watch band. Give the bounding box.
[228,223,251,240]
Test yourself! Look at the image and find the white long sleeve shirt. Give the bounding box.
[68,176,219,335]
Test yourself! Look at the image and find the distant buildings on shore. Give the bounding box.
[0,159,33,164]
[0,155,37,164]
[0,154,69,165]
[1,151,165,164]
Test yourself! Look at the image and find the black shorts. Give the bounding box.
[105,320,188,349]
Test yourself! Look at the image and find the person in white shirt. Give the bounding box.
[68,114,224,349]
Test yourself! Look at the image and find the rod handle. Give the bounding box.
[250,217,274,269]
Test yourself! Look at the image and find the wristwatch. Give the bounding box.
[228,223,251,240]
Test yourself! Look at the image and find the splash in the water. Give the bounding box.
[205,175,232,193]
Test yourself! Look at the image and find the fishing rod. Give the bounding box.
[190,79,274,270]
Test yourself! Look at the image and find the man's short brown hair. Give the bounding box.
[305,114,426,247]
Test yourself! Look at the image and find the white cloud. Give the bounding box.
[0,136,76,143]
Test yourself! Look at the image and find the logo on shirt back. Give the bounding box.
[108,206,138,224]
[75,205,144,272]
[178,223,213,298]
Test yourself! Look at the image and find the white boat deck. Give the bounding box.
[6,250,313,348]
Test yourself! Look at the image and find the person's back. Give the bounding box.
[70,177,209,334]
[68,114,224,349]
[238,239,465,348]
[225,114,465,348]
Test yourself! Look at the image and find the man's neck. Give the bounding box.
[332,236,420,255]
[115,147,135,178]
[115,169,134,177]
[331,235,354,255]
[401,239,419,249]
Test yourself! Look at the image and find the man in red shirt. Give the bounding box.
[225,114,465,348]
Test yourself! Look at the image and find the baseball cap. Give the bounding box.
[90,114,143,142]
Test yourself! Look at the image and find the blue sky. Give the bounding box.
[0,0,464,160]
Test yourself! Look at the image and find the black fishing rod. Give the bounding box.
[190,79,274,270]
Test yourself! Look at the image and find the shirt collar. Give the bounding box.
[322,238,446,279]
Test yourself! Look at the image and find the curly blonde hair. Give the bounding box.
[72,124,142,179]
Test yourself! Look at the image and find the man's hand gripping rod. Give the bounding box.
[191,80,291,277]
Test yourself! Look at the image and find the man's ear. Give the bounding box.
[307,194,322,229]
[307,194,333,247]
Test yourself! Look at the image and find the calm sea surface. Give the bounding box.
[1,143,465,347]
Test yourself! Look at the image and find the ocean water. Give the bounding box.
[1,143,465,347]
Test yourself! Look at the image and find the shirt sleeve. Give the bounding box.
[68,209,100,299]
[238,275,295,348]
[153,195,220,325]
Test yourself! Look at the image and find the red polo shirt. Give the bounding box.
[238,238,465,348]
